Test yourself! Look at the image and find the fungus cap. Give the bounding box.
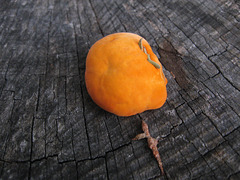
[85,32,167,116]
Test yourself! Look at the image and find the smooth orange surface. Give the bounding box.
[85,32,167,116]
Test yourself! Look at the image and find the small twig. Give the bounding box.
[170,71,175,79]
[133,120,165,175]
[132,133,146,140]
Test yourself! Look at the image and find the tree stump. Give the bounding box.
[0,0,239,179]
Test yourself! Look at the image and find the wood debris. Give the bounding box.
[133,120,165,175]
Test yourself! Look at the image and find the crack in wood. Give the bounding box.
[1,0,239,179]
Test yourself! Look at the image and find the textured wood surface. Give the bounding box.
[0,0,240,179]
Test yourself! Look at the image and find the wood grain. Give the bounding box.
[0,0,239,179]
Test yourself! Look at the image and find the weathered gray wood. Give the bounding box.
[0,0,239,179]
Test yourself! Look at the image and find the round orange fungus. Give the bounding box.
[85,32,167,116]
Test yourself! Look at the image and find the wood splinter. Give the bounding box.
[133,120,165,175]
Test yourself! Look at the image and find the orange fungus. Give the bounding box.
[85,32,167,116]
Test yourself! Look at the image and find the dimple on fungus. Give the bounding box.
[85,32,167,116]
